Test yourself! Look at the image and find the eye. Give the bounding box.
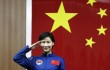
[47,41,50,43]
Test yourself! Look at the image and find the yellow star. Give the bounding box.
[97,8,107,18]
[97,25,107,35]
[45,2,78,33]
[87,0,97,6]
[85,37,96,48]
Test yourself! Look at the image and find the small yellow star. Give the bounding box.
[97,25,107,35]
[97,8,107,18]
[45,2,78,33]
[85,37,96,48]
[87,0,97,6]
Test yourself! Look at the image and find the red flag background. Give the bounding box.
[32,0,110,70]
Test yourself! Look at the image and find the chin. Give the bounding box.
[43,50,49,53]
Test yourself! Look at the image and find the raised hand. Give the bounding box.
[29,41,41,49]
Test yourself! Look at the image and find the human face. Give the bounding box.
[40,37,54,53]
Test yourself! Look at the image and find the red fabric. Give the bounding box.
[51,60,60,65]
[32,0,110,70]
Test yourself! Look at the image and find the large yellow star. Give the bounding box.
[97,25,107,35]
[97,8,107,18]
[85,37,96,48]
[87,0,97,6]
[45,2,78,33]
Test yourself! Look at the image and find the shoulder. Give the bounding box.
[53,54,64,61]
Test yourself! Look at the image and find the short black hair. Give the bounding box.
[39,32,55,42]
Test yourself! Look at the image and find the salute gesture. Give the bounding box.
[13,32,65,70]
[29,41,41,49]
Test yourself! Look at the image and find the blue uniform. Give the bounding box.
[13,45,65,70]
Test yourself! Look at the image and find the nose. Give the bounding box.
[43,43,48,46]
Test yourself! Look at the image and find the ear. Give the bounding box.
[52,42,54,46]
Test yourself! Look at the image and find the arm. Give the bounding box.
[59,58,66,70]
[13,41,41,69]
[13,45,31,69]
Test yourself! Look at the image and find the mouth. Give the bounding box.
[43,48,48,50]
[43,46,49,50]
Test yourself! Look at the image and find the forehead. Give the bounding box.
[42,37,52,41]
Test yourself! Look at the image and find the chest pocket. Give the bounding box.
[48,60,60,70]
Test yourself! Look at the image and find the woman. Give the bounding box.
[13,32,65,70]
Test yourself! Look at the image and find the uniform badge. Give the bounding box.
[36,59,43,65]
[51,60,60,65]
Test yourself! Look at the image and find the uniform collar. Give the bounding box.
[42,52,54,57]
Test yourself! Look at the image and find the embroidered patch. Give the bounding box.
[51,60,60,65]
[36,59,43,65]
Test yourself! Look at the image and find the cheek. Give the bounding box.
[40,43,43,46]
[49,43,53,46]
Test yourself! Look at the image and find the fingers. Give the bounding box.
[29,40,45,49]
[29,41,41,49]
[32,41,40,46]
[35,41,41,44]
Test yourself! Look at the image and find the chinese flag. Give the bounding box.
[51,60,60,66]
[32,0,110,70]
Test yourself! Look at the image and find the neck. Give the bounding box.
[44,51,52,55]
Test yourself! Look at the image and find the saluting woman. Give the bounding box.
[13,32,65,70]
